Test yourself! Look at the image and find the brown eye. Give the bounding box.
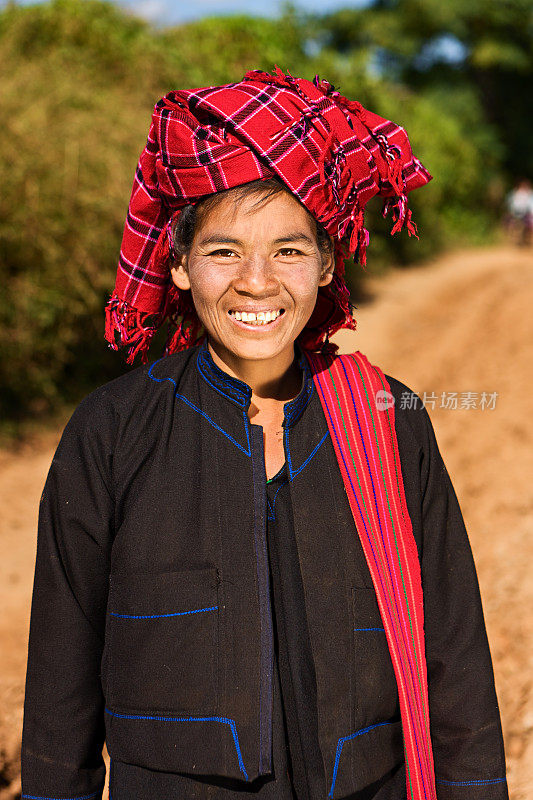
[278,248,302,256]
[209,249,236,257]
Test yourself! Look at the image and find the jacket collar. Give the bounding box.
[196,340,314,429]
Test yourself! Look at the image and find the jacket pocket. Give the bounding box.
[351,587,399,724]
[328,718,404,799]
[104,567,219,716]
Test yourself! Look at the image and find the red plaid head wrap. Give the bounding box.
[105,68,432,363]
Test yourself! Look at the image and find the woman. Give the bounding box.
[22,70,508,800]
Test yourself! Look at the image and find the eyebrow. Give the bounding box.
[197,235,243,247]
[273,233,315,246]
[197,232,315,247]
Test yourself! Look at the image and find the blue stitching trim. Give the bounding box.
[267,431,328,520]
[289,430,329,481]
[268,476,290,520]
[109,604,218,620]
[22,794,98,800]
[196,347,250,407]
[104,708,248,781]
[148,360,251,456]
[285,426,294,477]
[328,722,392,798]
[283,355,314,427]
[436,778,507,787]
[353,627,385,632]
[196,344,314,423]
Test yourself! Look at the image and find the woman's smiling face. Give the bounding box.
[170,189,333,369]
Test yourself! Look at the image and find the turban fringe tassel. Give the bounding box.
[384,195,420,239]
[317,80,420,247]
[105,213,209,363]
[105,221,174,364]
[165,298,205,356]
[105,294,161,365]
[105,287,206,365]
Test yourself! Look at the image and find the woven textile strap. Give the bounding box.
[305,350,437,800]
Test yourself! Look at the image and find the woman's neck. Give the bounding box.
[207,340,302,404]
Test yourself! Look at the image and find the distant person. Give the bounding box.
[21,69,508,799]
[505,178,533,246]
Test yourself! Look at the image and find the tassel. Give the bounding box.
[357,223,370,267]
[384,194,420,240]
[149,218,176,271]
[374,133,404,197]
[165,313,205,355]
[274,65,293,85]
[166,321,183,354]
[245,66,294,90]
[244,68,285,87]
[104,214,181,364]
[348,218,359,253]
[163,283,205,355]
[104,294,160,365]
[336,205,369,268]
[104,296,120,350]
[166,319,189,354]
[329,91,368,125]
[332,264,357,334]
[387,153,404,196]
[405,208,419,239]
[124,330,152,365]
[390,194,407,236]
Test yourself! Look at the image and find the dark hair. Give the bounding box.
[172,178,332,264]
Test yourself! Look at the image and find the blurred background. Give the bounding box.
[0,0,531,798]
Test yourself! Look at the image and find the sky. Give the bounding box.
[5,0,373,25]
[126,0,371,25]
[3,0,465,63]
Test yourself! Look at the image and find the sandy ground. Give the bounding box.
[0,244,531,798]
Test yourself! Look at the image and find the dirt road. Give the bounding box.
[335,245,533,798]
[1,245,531,798]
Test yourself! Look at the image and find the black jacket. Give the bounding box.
[21,343,508,799]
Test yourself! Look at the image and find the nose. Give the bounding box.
[232,254,279,297]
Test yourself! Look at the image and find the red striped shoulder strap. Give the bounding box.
[305,350,437,800]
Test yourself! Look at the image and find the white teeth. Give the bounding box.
[229,309,282,326]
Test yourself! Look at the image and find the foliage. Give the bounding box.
[0,0,527,428]
[317,0,533,176]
